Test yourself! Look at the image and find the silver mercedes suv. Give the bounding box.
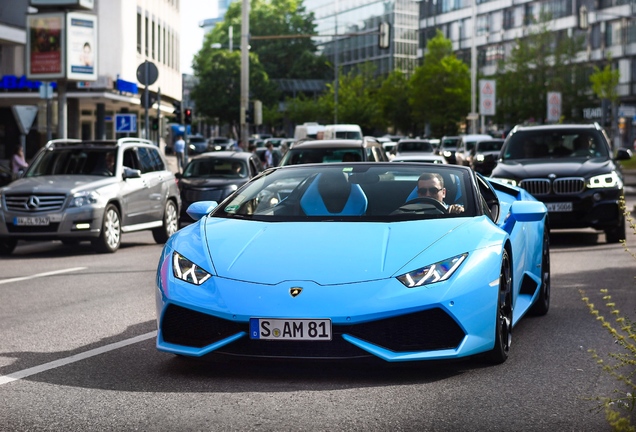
[0,138,181,255]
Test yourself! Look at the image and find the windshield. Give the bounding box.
[477,141,504,152]
[27,148,117,177]
[335,131,363,139]
[183,158,247,178]
[502,130,610,161]
[397,141,433,153]
[280,147,364,165]
[213,164,475,221]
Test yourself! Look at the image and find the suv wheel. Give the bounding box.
[605,217,626,244]
[0,239,17,256]
[92,204,121,253]
[152,200,178,244]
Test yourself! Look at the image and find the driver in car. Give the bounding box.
[417,173,464,214]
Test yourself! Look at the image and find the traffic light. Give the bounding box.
[184,108,192,124]
[172,101,181,122]
[378,22,390,49]
[245,106,253,124]
[151,117,159,131]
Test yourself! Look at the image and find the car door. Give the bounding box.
[119,147,150,227]
[136,146,167,222]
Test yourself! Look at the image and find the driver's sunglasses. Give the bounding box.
[418,187,442,195]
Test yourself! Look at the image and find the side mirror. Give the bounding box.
[123,167,141,179]
[615,148,632,161]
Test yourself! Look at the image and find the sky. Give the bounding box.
[181,0,218,74]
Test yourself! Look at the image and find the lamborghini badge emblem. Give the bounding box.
[290,287,303,297]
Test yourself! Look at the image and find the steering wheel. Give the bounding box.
[396,197,448,214]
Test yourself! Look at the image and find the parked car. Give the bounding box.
[209,137,235,151]
[490,123,632,243]
[455,134,493,166]
[279,138,388,166]
[187,135,208,154]
[392,139,436,158]
[155,163,549,364]
[176,151,263,223]
[469,138,505,175]
[438,136,460,164]
[0,138,181,255]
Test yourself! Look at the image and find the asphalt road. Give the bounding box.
[0,197,635,431]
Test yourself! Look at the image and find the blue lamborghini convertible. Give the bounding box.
[155,163,550,364]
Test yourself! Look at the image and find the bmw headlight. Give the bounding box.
[587,171,622,189]
[476,154,485,162]
[173,252,211,285]
[490,177,517,187]
[397,253,467,288]
[69,191,100,207]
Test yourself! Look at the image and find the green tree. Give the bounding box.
[408,30,470,137]
[190,49,278,130]
[283,93,331,125]
[316,63,382,133]
[377,69,413,135]
[209,0,331,80]
[495,13,587,126]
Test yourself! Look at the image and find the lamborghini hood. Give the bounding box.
[200,218,478,285]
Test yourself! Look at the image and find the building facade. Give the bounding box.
[0,0,182,162]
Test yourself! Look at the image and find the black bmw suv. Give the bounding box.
[490,123,632,243]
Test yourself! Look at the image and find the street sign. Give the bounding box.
[479,80,496,116]
[547,92,562,122]
[115,113,137,133]
[136,61,158,86]
[11,105,39,135]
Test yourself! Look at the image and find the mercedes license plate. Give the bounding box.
[14,216,50,226]
[546,202,573,212]
[250,318,332,341]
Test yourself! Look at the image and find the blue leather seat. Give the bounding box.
[300,172,368,216]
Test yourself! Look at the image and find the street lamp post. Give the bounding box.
[470,0,477,134]
[240,0,250,147]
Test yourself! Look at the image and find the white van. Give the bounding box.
[322,124,363,140]
[294,122,326,141]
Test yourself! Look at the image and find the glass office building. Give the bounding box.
[305,0,420,77]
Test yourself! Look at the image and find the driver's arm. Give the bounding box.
[448,204,465,214]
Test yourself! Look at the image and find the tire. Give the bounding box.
[604,216,626,244]
[485,249,513,364]
[152,200,179,244]
[0,239,17,256]
[91,204,121,253]
[530,227,550,316]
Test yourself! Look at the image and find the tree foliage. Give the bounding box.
[495,13,588,126]
[408,31,470,137]
[190,49,277,128]
[210,0,331,80]
[376,70,413,135]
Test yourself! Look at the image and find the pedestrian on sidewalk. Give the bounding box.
[174,135,185,173]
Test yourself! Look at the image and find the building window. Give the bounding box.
[157,24,161,62]
[163,27,167,64]
[137,12,142,54]
[152,20,156,59]
[476,15,489,36]
[145,16,149,56]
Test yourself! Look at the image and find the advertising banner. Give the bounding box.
[66,12,97,81]
[547,92,562,122]
[26,13,65,80]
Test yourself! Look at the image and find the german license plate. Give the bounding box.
[545,202,573,212]
[250,318,332,341]
[14,216,50,226]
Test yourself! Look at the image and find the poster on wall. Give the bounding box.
[26,13,65,80]
[66,12,97,81]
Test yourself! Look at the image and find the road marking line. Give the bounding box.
[0,331,157,386]
[0,267,87,285]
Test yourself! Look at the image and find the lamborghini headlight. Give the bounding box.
[586,171,622,189]
[397,253,467,288]
[172,252,212,285]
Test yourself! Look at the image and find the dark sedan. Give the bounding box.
[469,138,504,175]
[490,123,632,243]
[177,151,263,223]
